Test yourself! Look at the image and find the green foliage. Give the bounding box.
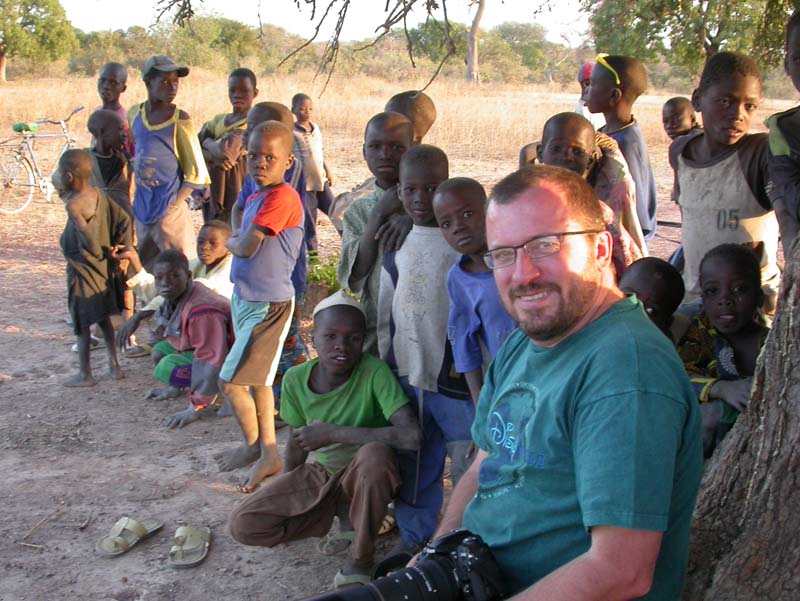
[583,0,800,71]
[0,0,78,60]
[306,251,341,295]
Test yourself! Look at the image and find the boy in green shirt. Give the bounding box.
[228,292,420,589]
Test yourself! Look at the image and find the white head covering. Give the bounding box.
[312,290,365,318]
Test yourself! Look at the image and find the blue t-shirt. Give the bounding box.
[239,162,308,294]
[463,296,703,598]
[446,255,516,373]
[606,121,657,239]
[231,183,304,303]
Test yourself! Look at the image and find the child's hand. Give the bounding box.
[110,245,142,273]
[373,186,403,219]
[292,421,335,452]
[220,132,244,165]
[376,214,413,252]
[711,378,752,412]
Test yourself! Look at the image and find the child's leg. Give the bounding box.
[64,325,96,387]
[700,401,723,459]
[245,384,283,490]
[430,393,476,486]
[218,380,260,469]
[97,317,123,380]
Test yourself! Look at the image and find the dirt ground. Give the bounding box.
[0,127,683,601]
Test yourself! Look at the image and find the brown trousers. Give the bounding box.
[229,442,401,564]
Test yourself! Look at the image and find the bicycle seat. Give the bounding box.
[12,122,38,133]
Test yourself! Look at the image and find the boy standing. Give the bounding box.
[56,150,131,387]
[376,145,473,553]
[217,121,305,493]
[432,177,515,404]
[95,62,134,157]
[337,112,415,355]
[586,54,658,241]
[670,52,780,309]
[292,93,334,229]
[228,293,421,588]
[128,56,209,268]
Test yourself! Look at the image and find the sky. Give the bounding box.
[59,0,590,47]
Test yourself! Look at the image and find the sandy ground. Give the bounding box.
[0,129,682,601]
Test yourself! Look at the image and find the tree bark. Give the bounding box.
[0,49,7,83]
[684,239,800,600]
[466,0,486,84]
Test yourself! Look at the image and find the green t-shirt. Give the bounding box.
[463,296,703,599]
[279,353,409,474]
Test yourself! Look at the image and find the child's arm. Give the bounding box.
[115,309,155,350]
[174,111,210,205]
[226,223,265,258]
[323,161,333,186]
[464,369,484,405]
[291,406,422,453]
[708,378,752,412]
[350,187,404,283]
[284,429,309,472]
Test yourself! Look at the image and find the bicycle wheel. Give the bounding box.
[0,152,35,215]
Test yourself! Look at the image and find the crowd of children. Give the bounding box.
[52,9,800,588]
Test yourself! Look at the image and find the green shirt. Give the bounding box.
[463,296,703,599]
[279,353,409,474]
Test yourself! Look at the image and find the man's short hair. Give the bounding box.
[292,92,311,110]
[489,165,605,230]
[87,109,124,135]
[399,144,449,177]
[698,52,761,92]
[200,219,232,237]
[154,249,190,272]
[250,121,294,154]
[541,112,595,145]
[59,149,93,179]
[385,90,437,140]
[229,67,257,88]
[434,177,486,205]
[363,111,414,144]
[699,243,762,289]
[621,257,685,314]
[599,55,648,102]
[250,101,293,129]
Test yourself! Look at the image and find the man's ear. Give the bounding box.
[595,229,614,267]
[691,88,702,112]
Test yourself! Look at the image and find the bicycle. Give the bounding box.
[0,105,84,215]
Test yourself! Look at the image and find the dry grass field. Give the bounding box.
[0,71,795,600]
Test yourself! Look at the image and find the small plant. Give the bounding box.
[306,250,341,294]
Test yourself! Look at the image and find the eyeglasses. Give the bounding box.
[596,53,621,86]
[484,230,603,270]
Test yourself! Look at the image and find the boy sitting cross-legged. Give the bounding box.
[228,292,421,589]
[377,145,474,556]
[216,121,305,493]
[432,177,515,404]
[122,249,233,428]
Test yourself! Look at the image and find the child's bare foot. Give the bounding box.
[215,444,259,472]
[109,366,125,381]
[63,373,96,387]
[236,450,282,493]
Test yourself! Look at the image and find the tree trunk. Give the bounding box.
[0,50,7,83]
[465,0,486,84]
[684,239,800,600]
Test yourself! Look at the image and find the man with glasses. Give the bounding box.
[430,166,703,600]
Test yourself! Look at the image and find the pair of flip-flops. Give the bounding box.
[95,517,211,568]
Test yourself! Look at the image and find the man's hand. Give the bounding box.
[711,378,752,412]
[116,314,143,350]
[376,214,413,252]
[110,245,143,274]
[292,422,337,452]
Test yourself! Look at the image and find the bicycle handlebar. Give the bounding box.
[33,106,85,126]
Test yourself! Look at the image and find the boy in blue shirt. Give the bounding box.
[217,121,305,493]
[432,177,515,404]
[586,54,658,242]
